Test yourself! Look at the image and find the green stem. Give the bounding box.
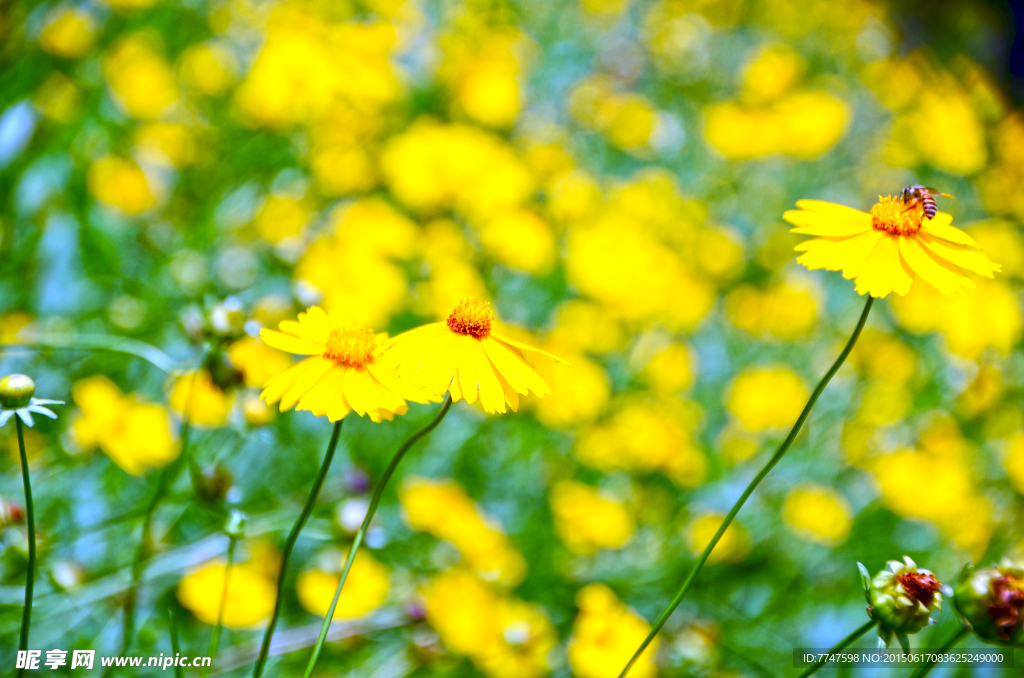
[167,602,185,678]
[203,535,238,678]
[16,417,35,678]
[619,295,875,678]
[907,626,970,678]
[252,419,344,678]
[301,396,453,678]
[796,620,877,678]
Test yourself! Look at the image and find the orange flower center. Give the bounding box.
[871,196,924,235]
[324,327,378,367]
[447,298,493,338]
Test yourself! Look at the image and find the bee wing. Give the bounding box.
[922,187,955,198]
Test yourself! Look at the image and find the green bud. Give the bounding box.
[862,556,943,644]
[224,510,247,539]
[0,374,35,409]
[954,560,1024,646]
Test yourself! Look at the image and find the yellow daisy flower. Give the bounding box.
[259,306,421,423]
[784,197,1000,298]
[387,298,564,414]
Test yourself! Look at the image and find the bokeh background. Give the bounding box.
[1,0,1023,676]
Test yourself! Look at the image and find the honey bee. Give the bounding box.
[899,185,953,220]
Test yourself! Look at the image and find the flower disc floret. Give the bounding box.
[324,327,380,367]
[447,299,493,338]
[871,196,923,235]
[954,559,1024,645]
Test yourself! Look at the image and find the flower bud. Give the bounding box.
[224,510,247,540]
[0,496,24,527]
[0,374,35,409]
[861,556,943,646]
[954,560,1024,646]
[195,465,233,502]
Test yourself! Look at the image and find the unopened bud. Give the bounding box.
[861,556,943,647]
[954,560,1024,646]
[195,465,233,502]
[0,374,35,409]
[224,510,247,539]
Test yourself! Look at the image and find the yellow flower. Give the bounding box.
[177,42,237,96]
[567,584,658,678]
[39,8,96,58]
[782,485,853,546]
[473,596,556,678]
[177,561,276,628]
[1004,432,1024,495]
[87,156,156,215]
[259,306,421,423]
[227,337,293,388]
[422,568,501,656]
[387,299,563,414]
[726,366,808,432]
[70,376,178,476]
[686,512,750,564]
[524,344,610,429]
[784,197,1000,298]
[102,36,179,120]
[296,551,389,620]
[401,477,526,586]
[550,481,634,555]
[169,370,230,428]
[477,209,556,274]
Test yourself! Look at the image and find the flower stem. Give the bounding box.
[301,396,453,678]
[618,295,874,678]
[252,419,344,678]
[202,534,238,678]
[15,417,35,678]
[167,601,185,678]
[907,626,970,678]
[796,620,877,678]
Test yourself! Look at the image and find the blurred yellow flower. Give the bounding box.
[70,376,178,476]
[546,300,625,355]
[717,424,760,464]
[687,512,750,564]
[401,477,526,586]
[1002,432,1024,496]
[388,299,563,414]
[640,342,696,395]
[169,370,230,428]
[478,209,556,274]
[786,198,1000,298]
[87,156,156,215]
[525,344,609,428]
[102,36,179,120]
[848,330,917,384]
[440,28,528,128]
[725,280,819,341]
[380,119,534,220]
[890,277,1021,359]
[546,169,602,225]
[34,72,82,122]
[297,550,389,620]
[0,312,34,343]
[295,198,416,328]
[252,195,310,245]
[567,584,658,678]
[177,561,276,628]
[421,568,555,678]
[576,399,706,486]
[739,44,805,105]
[782,485,853,546]
[227,337,293,388]
[101,0,157,9]
[177,42,237,96]
[39,8,96,58]
[550,481,634,555]
[568,76,664,154]
[241,390,276,426]
[260,306,423,423]
[726,366,807,432]
[133,123,195,169]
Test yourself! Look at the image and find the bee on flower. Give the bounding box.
[785,189,1000,298]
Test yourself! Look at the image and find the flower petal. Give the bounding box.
[898,236,974,298]
[482,337,551,397]
[277,306,332,343]
[784,209,872,236]
[920,216,980,248]
[453,337,479,406]
[30,399,63,406]
[468,340,506,414]
[794,199,873,221]
[490,333,566,364]
[27,405,57,419]
[0,411,13,427]
[296,366,346,418]
[918,234,1001,278]
[260,328,325,356]
[854,235,913,298]
[795,229,885,277]
[278,357,335,411]
[17,409,34,427]
[326,371,353,422]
